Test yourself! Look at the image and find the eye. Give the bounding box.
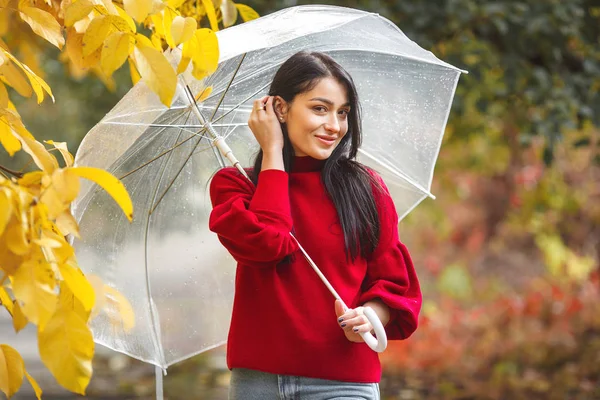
[313,106,327,112]
[338,109,350,118]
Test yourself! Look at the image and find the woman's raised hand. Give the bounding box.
[248,96,284,154]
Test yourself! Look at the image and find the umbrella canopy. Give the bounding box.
[72,4,465,369]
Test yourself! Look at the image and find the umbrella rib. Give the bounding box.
[209,53,247,121]
[357,148,436,199]
[118,109,193,180]
[149,55,251,212]
[148,110,197,215]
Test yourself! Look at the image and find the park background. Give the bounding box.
[1,0,598,399]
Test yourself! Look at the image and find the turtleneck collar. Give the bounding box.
[291,156,326,173]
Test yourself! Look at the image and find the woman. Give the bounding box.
[209,51,421,399]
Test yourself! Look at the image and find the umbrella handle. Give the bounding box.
[358,306,388,353]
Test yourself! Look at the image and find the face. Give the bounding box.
[277,77,350,160]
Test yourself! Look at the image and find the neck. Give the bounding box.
[291,155,326,173]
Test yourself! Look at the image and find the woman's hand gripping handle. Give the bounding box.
[335,300,388,353]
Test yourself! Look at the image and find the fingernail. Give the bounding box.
[338,317,343,322]
[353,328,358,332]
[341,323,346,327]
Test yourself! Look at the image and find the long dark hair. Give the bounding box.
[252,51,381,261]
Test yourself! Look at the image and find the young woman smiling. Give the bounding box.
[209,51,422,400]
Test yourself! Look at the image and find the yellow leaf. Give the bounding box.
[150,12,164,37]
[33,237,63,248]
[12,301,28,332]
[12,257,57,329]
[200,0,218,31]
[56,211,80,238]
[171,16,196,47]
[220,0,237,28]
[17,41,43,78]
[58,281,89,320]
[0,189,12,236]
[132,43,176,107]
[38,305,94,395]
[195,85,212,102]
[134,32,153,48]
[39,185,65,220]
[4,219,30,256]
[44,140,74,167]
[82,15,112,57]
[0,119,21,156]
[123,0,152,23]
[0,81,7,108]
[128,57,140,84]
[1,50,54,103]
[114,5,136,33]
[166,0,185,8]
[150,33,163,50]
[73,13,93,33]
[0,246,24,275]
[9,129,58,173]
[0,286,13,315]
[66,28,102,69]
[180,28,219,80]
[19,7,65,49]
[0,8,9,37]
[86,274,105,318]
[104,285,135,332]
[69,166,134,221]
[98,0,119,16]
[52,168,79,205]
[149,0,165,15]
[161,7,178,48]
[25,372,42,400]
[65,0,94,27]
[101,31,131,76]
[0,344,24,399]
[234,3,258,22]
[0,58,33,98]
[59,261,95,312]
[17,171,44,188]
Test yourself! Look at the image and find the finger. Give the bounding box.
[335,300,345,319]
[351,322,373,334]
[338,308,359,323]
[264,96,274,114]
[340,315,368,331]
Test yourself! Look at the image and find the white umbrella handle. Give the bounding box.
[359,306,388,353]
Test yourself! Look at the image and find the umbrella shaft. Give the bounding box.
[289,232,348,311]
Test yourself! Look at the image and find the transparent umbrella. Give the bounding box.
[72,2,465,383]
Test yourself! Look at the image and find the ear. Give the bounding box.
[273,96,288,121]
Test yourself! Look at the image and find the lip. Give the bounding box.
[315,135,337,146]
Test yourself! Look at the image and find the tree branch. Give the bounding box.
[0,164,24,179]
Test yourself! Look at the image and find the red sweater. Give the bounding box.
[209,156,421,383]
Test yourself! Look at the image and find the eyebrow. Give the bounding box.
[309,97,351,107]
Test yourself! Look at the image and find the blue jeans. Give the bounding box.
[229,368,380,400]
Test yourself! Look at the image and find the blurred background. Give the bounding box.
[2,0,599,399]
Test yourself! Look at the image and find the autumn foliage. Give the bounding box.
[0,0,257,397]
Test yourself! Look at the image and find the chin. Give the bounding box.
[305,149,334,160]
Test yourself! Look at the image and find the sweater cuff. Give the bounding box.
[249,169,291,216]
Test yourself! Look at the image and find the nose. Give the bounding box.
[324,114,341,134]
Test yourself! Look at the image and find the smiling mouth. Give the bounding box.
[315,135,336,145]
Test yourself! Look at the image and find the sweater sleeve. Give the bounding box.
[209,168,299,268]
[358,176,422,340]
